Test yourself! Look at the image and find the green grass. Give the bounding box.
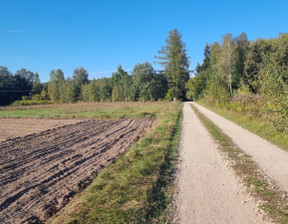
[0,102,173,119]
[191,104,288,224]
[197,100,288,151]
[47,102,182,224]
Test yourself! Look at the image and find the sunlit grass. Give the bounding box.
[0,102,172,119]
[198,100,288,151]
[48,102,182,223]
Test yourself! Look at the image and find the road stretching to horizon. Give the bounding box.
[174,102,275,224]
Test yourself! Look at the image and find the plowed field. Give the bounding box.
[0,118,81,142]
[0,119,153,224]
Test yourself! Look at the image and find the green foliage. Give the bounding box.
[195,33,288,135]
[73,67,89,100]
[48,69,65,103]
[45,61,166,105]
[88,80,101,102]
[73,67,89,86]
[235,32,250,87]
[0,66,34,105]
[165,86,181,101]
[156,29,189,100]
[186,43,212,100]
[132,62,167,101]
[112,85,125,102]
[1,29,191,105]
[186,73,206,100]
[31,72,42,95]
[47,68,90,104]
[111,65,133,101]
[11,99,52,106]
[41,89,49,101]
[65,78,78,103]
[99,78,112,101]
[205,71,229,106]
[218,33,237,95]
[244,41,264,92]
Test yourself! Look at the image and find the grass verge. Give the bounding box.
[197,100,288,151]
[49,102,182,224]
[0,102,174,119]
[191,104,288,224]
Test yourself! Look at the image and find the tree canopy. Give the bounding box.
[156,29,190,100]
[1,29,192,105]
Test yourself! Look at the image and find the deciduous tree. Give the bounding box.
[219,34,236,95]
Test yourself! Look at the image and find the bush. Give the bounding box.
[11,99,52,106]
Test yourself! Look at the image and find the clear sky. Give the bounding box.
[1,0,287,82]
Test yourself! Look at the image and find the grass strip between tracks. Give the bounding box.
[197,101,288,151]
[191,104,288,224]
[50,102,182,224]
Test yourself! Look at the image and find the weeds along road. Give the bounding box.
[193,102,288,193]
[175,102,271,224]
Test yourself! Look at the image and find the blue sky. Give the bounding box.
[1,0,287,82]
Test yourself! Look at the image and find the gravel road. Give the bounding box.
[193,102,288,192]
[175,102,271,224]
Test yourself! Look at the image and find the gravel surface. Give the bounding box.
[193,102,288,193]
[175,102,271,224]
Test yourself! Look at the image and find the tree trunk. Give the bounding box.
[228,73,233,95]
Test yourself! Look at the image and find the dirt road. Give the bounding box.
[0,119,153,224]
[193,103,288,193]
[175,102,270,224]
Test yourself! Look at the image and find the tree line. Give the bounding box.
[186,32,288,133]
[0,29,189,106]
[0,67,43,105]
[187,32,288,102]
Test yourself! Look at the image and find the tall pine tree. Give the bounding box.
[156,29,189,100]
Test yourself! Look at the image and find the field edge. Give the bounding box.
[49,102,182,223]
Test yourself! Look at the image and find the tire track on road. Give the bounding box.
[175,102,270,224]
[193,102,288,193]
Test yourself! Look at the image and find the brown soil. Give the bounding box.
[0,118,81,142]
[0,119,153,224]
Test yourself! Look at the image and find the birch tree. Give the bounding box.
[219,34,236,95]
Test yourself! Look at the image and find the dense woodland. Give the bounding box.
[187,33,288,133]
[0,29,189,106]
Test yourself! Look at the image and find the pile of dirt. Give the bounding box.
[0,119,153,223]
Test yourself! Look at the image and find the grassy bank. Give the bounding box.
[0,102,174,119]
[198,100,288,151]
[47,102,182,223]
[191,104,288,223]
